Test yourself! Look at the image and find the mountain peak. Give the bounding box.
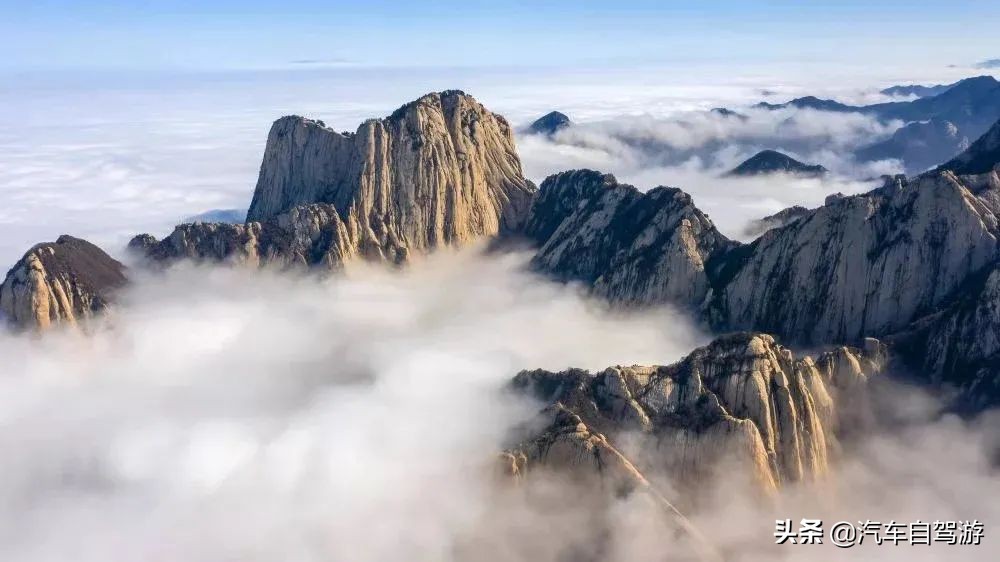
[528,111,571,135]
[726,150,827,177]
[138,90,537,270]
[0,236,127,330]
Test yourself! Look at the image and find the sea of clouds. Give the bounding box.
[1,62,998,560]
[0,250,996,561]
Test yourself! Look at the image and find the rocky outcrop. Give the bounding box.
[710,170,1000,344]
[726,150,827,177]
[742,205,810,238]
[131,203,407,269]
[523,170,734,308]
[131,91,537,269]
[938,117,1000,176]
[505,333,885,494]
[887,261,1000,411]
[0,236,127,330]
[246,90,536,253]
[526,111,571,136]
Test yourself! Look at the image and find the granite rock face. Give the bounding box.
[888,260,1000,411]
[523,170,734,308]
[741,205,811,238]
[131,203,407,269]
[132,91,537,268]
[0,236,127,330]
[505,333,885,494]
[710,170,1000,344]
[246,90,536,252]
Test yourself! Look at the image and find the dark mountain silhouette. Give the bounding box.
[726,150,827,177]
[880,82,954,98]
[527,111,571,135]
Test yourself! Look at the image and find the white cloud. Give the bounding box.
[0,249,706,561]
[1,250,996,560]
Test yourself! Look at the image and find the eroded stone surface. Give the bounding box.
[710,170,1000,343]
[133,91,536,268]
[0,235,127,330]
[523,169,734,309]
[505,333,886,494]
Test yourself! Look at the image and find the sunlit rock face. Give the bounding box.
[523,169,734,309]
[709,170,1000,344]
[505,333,886,494]
[246,90,536,246]
[130,203,407,269]
[132,91,536,268]
[0,235,127,330]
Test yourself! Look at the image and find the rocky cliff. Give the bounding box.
[523,170,734,308]
[504,333,886,494]
[710,170,1000,344]
[741,205,810,238]
[0,235,127,330]
[246,90,536,249]
[887,261,1000,411]
[938,117,1000,175]
[134,91,536,268]
[131,203,407,269]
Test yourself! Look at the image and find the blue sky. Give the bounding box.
[2,0,999,71]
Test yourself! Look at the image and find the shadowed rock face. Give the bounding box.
[709,170,1000,344]
[0,235,127,330]
[523,169,734,309]
[504,333,885,494]
[938,118,1000,176]
[246,90,536,249]
[888,260,1000,411]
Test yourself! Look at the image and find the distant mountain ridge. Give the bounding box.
[880,82,956,98]
[749,76,1000,173]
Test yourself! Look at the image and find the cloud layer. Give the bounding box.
[0,250,705,561]
[0,250,997,560]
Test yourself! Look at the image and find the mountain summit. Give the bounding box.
[135,91,537,268]
[726,150,827,177]
[527,111,572,135]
